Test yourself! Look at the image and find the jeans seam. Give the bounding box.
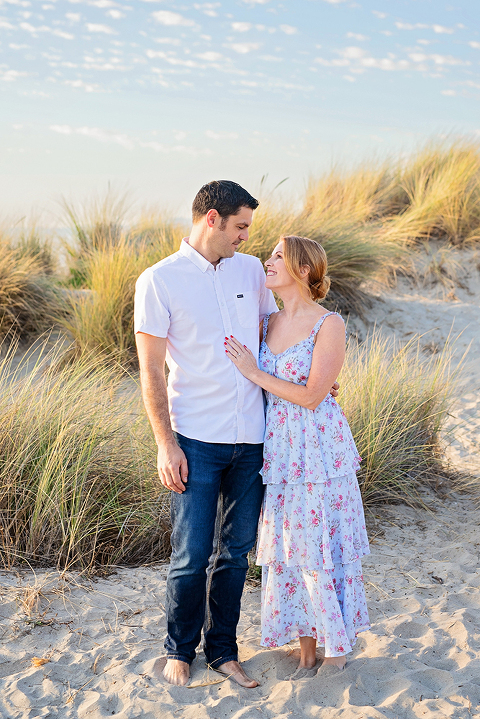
[204,488,224,635]
[166,653,192,665]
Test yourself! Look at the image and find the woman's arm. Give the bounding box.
[225,315,345,411]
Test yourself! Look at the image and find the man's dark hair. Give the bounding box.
[192,180,259,224]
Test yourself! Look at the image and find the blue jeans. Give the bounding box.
[164,433,264,668]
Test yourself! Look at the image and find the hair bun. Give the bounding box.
[310,275,330,301]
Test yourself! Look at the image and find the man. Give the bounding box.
[134,180,338,688]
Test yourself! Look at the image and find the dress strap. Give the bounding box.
[262,313,271,342]
[310,311,342,337]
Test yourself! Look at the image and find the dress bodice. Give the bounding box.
[259,312,361,485]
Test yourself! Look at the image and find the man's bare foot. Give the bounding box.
[163,658,190,686]
[322,656,347,669]
[215,660,259,688]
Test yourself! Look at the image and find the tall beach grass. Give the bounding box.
[0,339,169,570]
[342,331,464,505]
[0,329,463,568]
[61,196,184,362]
[0,231,63,342]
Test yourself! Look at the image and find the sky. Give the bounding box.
[1,0,480,221]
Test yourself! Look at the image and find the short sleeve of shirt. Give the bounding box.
[134,267,170,338]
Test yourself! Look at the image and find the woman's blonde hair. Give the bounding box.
[282,235,331,301]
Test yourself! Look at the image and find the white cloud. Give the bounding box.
[51,124,135,148]
[49,123,210,155]
[340,46,366,59]
[432,25,454,34]
[194,3,220,17]
[469,41,480,49]
[408,52,469,66]
[153,37,181,45]
[152,10,195,27]
[64,79,103,92]
[231,22,251,32]
[106,9,125,18]
[0,0,31,6]
[0,19,14,28]
[279,25,298,35]
[395,22,454,34]
[52,29,74,39]
[441,89,456,96]
[242,0,271,4]
[346,33,368,41]
[205,130,239,140]
[372,11,387,19]
[196,51,223,61]
[66,13,81,21]
[230,42,260,54]
[0,68,29,81]
[259,54,282,62]
[395,22,428,31]
[322,0,348,3]
[86,23,117,33]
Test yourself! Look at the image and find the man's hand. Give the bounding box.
[330,381,339,398]
[157,442,188,494]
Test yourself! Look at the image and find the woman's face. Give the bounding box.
[264,241,295,291]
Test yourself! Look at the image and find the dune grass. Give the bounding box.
[0,338,169,570]
[0,328,463,568]
[61,196,184,362]
[0,232,64,342]
[378,139,480,246]
[341,331,464,505]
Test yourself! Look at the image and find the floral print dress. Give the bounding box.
[256,312,370,656]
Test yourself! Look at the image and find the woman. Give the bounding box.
[225,235,370,677]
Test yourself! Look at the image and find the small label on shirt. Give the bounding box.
[236,294,244,298]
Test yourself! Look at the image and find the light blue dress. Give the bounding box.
[256,312,370,656]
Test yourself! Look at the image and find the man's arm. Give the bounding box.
[135,332,188,494]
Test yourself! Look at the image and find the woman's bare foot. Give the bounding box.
[163,658,190,685]
[322,656,347,669]
[216,660,259,688]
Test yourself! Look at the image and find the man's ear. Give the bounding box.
[206,209,219,228]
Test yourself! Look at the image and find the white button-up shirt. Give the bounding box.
[134,239,278,444]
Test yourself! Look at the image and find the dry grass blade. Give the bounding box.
[0,337,170,569]
[0,234,64,342]
[341,330,465,505]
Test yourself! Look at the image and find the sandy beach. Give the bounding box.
[1,489,479,719]
[1,249,479,719]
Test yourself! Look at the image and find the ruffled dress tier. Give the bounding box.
[256,312,370,657]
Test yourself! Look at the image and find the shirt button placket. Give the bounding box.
[214,269,245,444]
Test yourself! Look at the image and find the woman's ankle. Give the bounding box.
[299,636,317,668]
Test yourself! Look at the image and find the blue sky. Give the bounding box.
[1,0,479,220]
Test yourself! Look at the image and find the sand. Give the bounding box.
[1,490,480,719]
[1,245,479,718]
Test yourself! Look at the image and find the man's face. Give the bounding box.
[209,206,253,259]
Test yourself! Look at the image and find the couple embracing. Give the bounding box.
[134,180,370,688]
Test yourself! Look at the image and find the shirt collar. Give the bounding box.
[179,238,228,272]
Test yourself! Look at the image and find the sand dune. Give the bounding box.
[0,489,479,718]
